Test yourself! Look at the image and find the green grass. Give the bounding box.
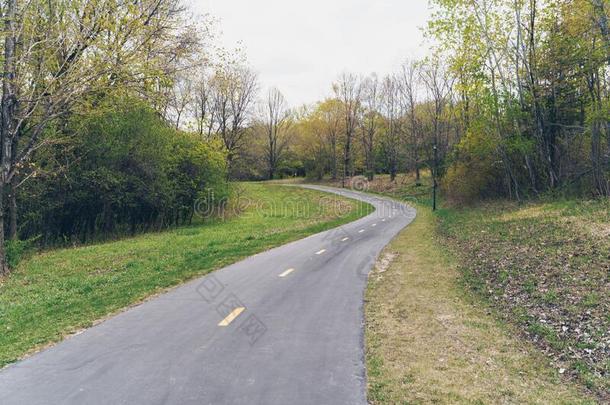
[0,183,372,367]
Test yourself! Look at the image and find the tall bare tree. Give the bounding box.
[420,59,453,206]
[212,65,258,173]
[193,70,217,138]
[261,88,292,179]
[333,73,362,187]
[167,75,194,129]
[398,61,422,183]
[360,74,381,180]
[380,75,401,181]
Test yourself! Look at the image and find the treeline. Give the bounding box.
[430,0,610,201]
[3,0,608,272]
[228,67,462,192]
[0,0,235,273]
[220,0,610,205]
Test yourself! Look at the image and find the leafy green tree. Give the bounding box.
[17,97,227,246]
[0,0,201,273]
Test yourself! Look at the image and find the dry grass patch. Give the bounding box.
[365,207,594,404]
[439,199,609,397]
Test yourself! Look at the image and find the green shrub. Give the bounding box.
[5,239,34,269]
[441,128,503,203]
[17,96,228,245]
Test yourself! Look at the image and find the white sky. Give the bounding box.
[190,0,433,107]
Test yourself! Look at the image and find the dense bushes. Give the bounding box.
[17,98,228,245]
[442,120,518,203]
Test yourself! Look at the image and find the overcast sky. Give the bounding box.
[191,0,432,106]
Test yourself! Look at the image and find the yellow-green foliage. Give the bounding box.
[442,129,502,203]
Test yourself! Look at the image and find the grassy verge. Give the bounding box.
[365,205,595,404]
[0,183,372,368]
[438,199,610,398]
[311,173,602,402]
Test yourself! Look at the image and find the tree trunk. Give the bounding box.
[409,106,420,185]
[413,138,421,185]
[525,155,538,195]
[0,182,6,275]
[269,138,276,180]
[8,177,17,240]
[343,134,351,188]
[331,139,337,180]
[0,0,17,274]
[366,151,374,181]
[591,119,604,195]
[390,163,397,182]
[226,153,234,180]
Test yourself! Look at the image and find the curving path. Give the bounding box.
[0,186,416,405]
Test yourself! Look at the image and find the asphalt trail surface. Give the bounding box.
[0,186,416,405]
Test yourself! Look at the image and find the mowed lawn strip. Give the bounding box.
[0,183,372,367]
[365,206,594,404]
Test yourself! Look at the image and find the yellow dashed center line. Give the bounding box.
[279,268,295,277]
[315,249,326,255]
[218,307,245,326]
